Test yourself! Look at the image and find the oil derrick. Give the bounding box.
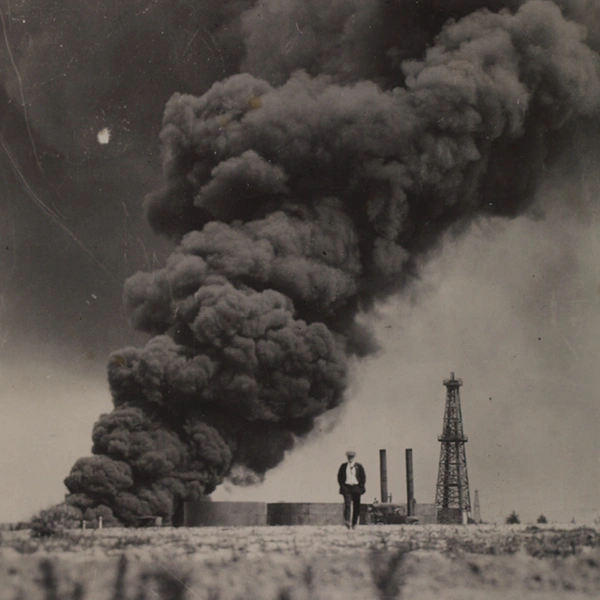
[435,372,471,524]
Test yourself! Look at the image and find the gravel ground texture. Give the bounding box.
[1,524,600,600]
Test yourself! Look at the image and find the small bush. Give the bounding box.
[505,511,520,525]
[31,503,82,538]
[536,514,548,524]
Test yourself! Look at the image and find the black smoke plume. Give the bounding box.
[64,0,600,525]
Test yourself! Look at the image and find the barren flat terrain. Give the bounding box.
[2,525,600,599]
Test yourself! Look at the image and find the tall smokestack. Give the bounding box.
[379,449,388,503]
[406,448,414,517]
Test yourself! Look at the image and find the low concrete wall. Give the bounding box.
[184,502,267,527]
[414,503,437,525]
[267,503,345,526]
[183,501,432,527]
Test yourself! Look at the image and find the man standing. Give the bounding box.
[337,450,366,529]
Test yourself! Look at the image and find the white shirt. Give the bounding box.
[346,461,359,485]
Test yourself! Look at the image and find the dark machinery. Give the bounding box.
[367,503,420,525]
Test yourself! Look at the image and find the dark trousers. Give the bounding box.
[342,484,362,526]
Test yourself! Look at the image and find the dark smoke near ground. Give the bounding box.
[61,0,600,525]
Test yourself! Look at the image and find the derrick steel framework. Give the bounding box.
[435,372,472,524]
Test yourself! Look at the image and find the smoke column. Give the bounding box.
[63,0,600,525]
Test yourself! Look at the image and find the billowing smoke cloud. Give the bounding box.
[64,0,600,525]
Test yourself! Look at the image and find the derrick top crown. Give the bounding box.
[443,371,462,387]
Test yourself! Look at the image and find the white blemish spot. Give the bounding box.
[97,127,111,145]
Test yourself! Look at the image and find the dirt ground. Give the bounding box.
[1,524,600,599]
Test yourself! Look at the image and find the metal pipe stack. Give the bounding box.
[379,449,388,503]
[406,448,414,516]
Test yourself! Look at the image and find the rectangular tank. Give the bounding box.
[268,502,367,526]
[184,501,267,527]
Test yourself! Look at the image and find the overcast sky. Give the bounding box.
[1,0,600,526]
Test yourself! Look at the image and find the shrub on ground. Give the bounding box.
[506,511,521,525]
[30,503,82,538]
